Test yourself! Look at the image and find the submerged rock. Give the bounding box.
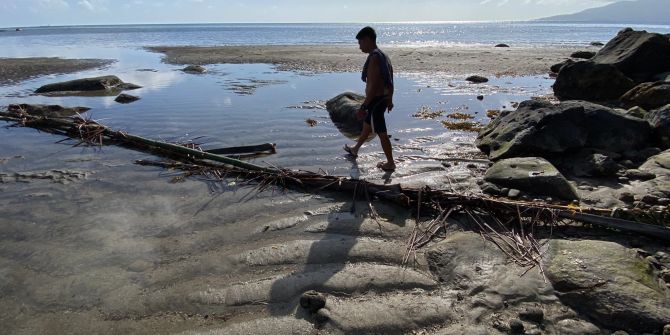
[484,157,579,200]
[114,93,140,104]
[570,51,596,59]
[546,239,670,333]
[466,75,489,83]
[7,103,90,117]
[476,100,651,160]
[495,43,510,48]
[553,61,634,101]
[35,75,141,94]
[646,105,670,148]
[182,65,206,73]
[621,81,670,110]
[590,41,605,47]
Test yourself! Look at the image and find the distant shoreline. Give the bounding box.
[147,44,582,76]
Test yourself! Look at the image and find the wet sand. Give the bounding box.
[147,45,582,76]
[0,57,114,85]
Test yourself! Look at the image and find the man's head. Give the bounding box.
[356,26,377,53]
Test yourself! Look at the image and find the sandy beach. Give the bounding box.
[147,44,582,76]
[0,57,114,85]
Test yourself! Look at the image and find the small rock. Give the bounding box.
[299,290,326,313]
[619,192,635,203]
[477,95,484,100]
[618,176,630,183]
[114,93,140,104]
[466,75,489,84]
[591,41,605,47]
[625,169,656,181]
[661,270,670,283]
[495,43,510,48]
[664,324,670,335]
[182,65,206,73]
[658,198,670,206]
[519,307,544,323]
[642,195,660,205]
[509,319,524,334]
[482,182,502,196]
[508,189,521,198]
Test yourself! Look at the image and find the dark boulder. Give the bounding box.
[494,43,510,48]
[114,93,140,104]
[571,51,596,59]
[646,104,670,148]
[591,29,670,82]
[326,92,369,138]
[590,41,604,47]
[552,150,621,178]
[550,59,574,73]
[466,75,489,83]
[476,100,652,160]
[484,157,579,201]
[7,103,90,117]
[553,61,634,101]
[35,75,141,94]
[621,81,670,110]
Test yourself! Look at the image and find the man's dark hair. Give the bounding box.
[356,26,377,41]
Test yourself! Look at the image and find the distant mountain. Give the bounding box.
[538,0,670,25]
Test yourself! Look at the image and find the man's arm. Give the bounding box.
[357,55,383,119]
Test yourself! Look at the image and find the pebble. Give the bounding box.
[619,192,635,203]
[519,307,544,323]
[508,189,521,198]
[618,176,630,183]
[658,198,670,206]
[300,290,326,313]
[625,169,656,181]
[509,319,525,334]
[642,195,660,205]
[477,95,484,100]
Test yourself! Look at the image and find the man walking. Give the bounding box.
[344,26,396,172]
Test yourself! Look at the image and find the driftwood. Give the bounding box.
[2,109,670,243]
[206,143,276,155]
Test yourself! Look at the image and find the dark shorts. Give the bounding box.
[364,95,389,134]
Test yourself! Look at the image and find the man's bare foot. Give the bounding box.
[344,144,358,158]
[376,161,396,171]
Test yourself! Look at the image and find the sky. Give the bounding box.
[1,0,626,27]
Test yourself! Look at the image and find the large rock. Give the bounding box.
[553,61,634,101]
[484,157,579,200]
[550,59,574,73]
[621,81,670,110]
[546,239,670,333]
[476,100,652,160]
[570,51,596,59]
[552,150,621,178]
[591,29,670,82]
[35,75,141,94]
[326,92,366,137]
[646,105,670,148]
[7,103,90,117]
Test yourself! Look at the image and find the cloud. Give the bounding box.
[78,0,94,11]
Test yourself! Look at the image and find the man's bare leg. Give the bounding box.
[347,122,372,157]
[377,132,396,170]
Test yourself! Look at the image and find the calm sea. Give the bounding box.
[2,22,670,53]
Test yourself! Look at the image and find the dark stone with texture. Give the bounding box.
[592,29,670,83]
[476,100,652,160]
[495,43,510,48]
[519,307,544,323]
[646,105,670,148]
[114,93,140,104]
[550,59,574,73]
[299,290,326,313]
[509,319,524,334]
[35,75,141,94]
[553,61,634,101]
[182,65,206,73]
[466,75,489,83]
[571,51,596,59]
[621,82,670,111]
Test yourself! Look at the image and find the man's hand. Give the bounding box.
[387,97,394,113]
[356,108,367,120]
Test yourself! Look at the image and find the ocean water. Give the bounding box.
[1,22,670,54]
